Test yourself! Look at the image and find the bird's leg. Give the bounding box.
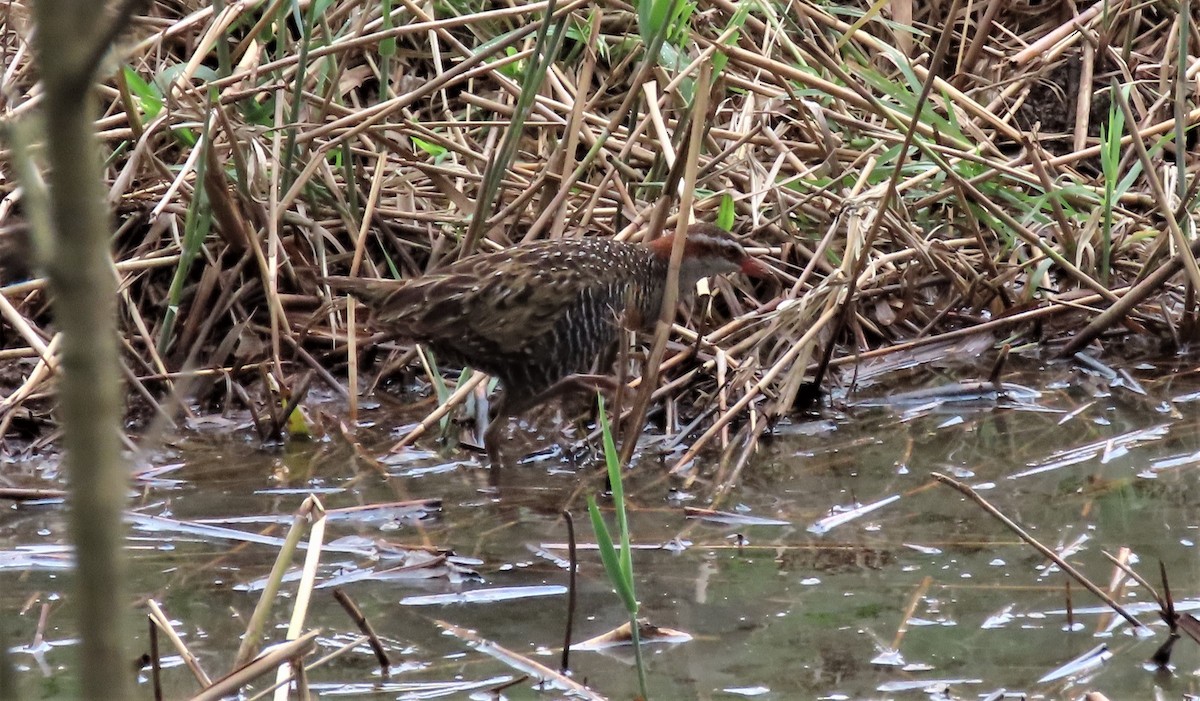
[525,374,624,460]
[482,394,510,470]
[521,374,622,408]
[483,416,506,470]
[484,376,622,470]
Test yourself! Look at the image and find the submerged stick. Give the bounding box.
[932,473,1144,630]
[560,510,579,673]
[332,588,390,676]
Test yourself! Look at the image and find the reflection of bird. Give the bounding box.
[329,223,770,465]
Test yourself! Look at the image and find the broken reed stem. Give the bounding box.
[435,620,606,700]
[147,599,212,687]
[391,372,487,451]
[1101,549,1163,609]
[332,588,391,675]
[1065,579,1074,631]
[234,496,322,668]
[194,631,320,701]
[241,636,371,701]
[347,297,358,423]
[271,496,327,701]
[672,304,840,475]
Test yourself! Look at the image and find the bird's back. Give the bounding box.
[342,238,662,394]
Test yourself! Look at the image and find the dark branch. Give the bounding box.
[75,0,151,90]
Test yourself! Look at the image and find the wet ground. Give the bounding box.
[5,353,1200,699]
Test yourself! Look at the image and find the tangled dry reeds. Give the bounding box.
[0,0,1197,466]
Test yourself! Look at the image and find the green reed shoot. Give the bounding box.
[158,102,214,355]
[587,394,649,699]
[461,0,566,253]
[1099,85,1126,286]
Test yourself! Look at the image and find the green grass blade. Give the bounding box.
[716,193,735,231]
[461,0,566,253]
[157,102,214,355]
[597,395,634,584]
[281,0,317,194]
[1100,83,1127,285]
[587,495,637,614]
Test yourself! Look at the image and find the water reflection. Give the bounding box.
[4,359,1200,698]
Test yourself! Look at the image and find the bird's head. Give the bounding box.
[646,222,772,287]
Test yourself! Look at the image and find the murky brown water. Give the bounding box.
[5,356,1200,699]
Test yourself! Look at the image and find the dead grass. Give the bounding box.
[0,0,1197,467]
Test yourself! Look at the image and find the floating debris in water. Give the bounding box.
[808,494,901,535]
[400,585,567,606]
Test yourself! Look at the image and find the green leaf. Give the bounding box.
[286,405,311,437]
[498,46,524,78]
[241,96,276,126]
[412,136,448,162]
[597,396,635,588]
[158,103,214,354]
[122,67,162,120]
[1023,257,1054,303]
[716,193,735,231]
[153,64,219,97]
[421,347,454,434]
[639,0,675,48]
[587,496,638,614]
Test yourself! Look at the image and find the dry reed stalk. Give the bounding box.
[192,631,320,701]
[146,599,212,688]
[242,635,370,701]
[0,0,1194,477]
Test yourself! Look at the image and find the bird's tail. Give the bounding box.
[320,275,435,333]
[320,275,397,305]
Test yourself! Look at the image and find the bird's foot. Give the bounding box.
[482,417,509,473]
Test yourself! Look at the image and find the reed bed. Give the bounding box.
[0,0,1196,465]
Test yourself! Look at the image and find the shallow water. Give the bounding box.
[5,356,1200,699]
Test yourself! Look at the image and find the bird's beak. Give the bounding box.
[740,257,774,279]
